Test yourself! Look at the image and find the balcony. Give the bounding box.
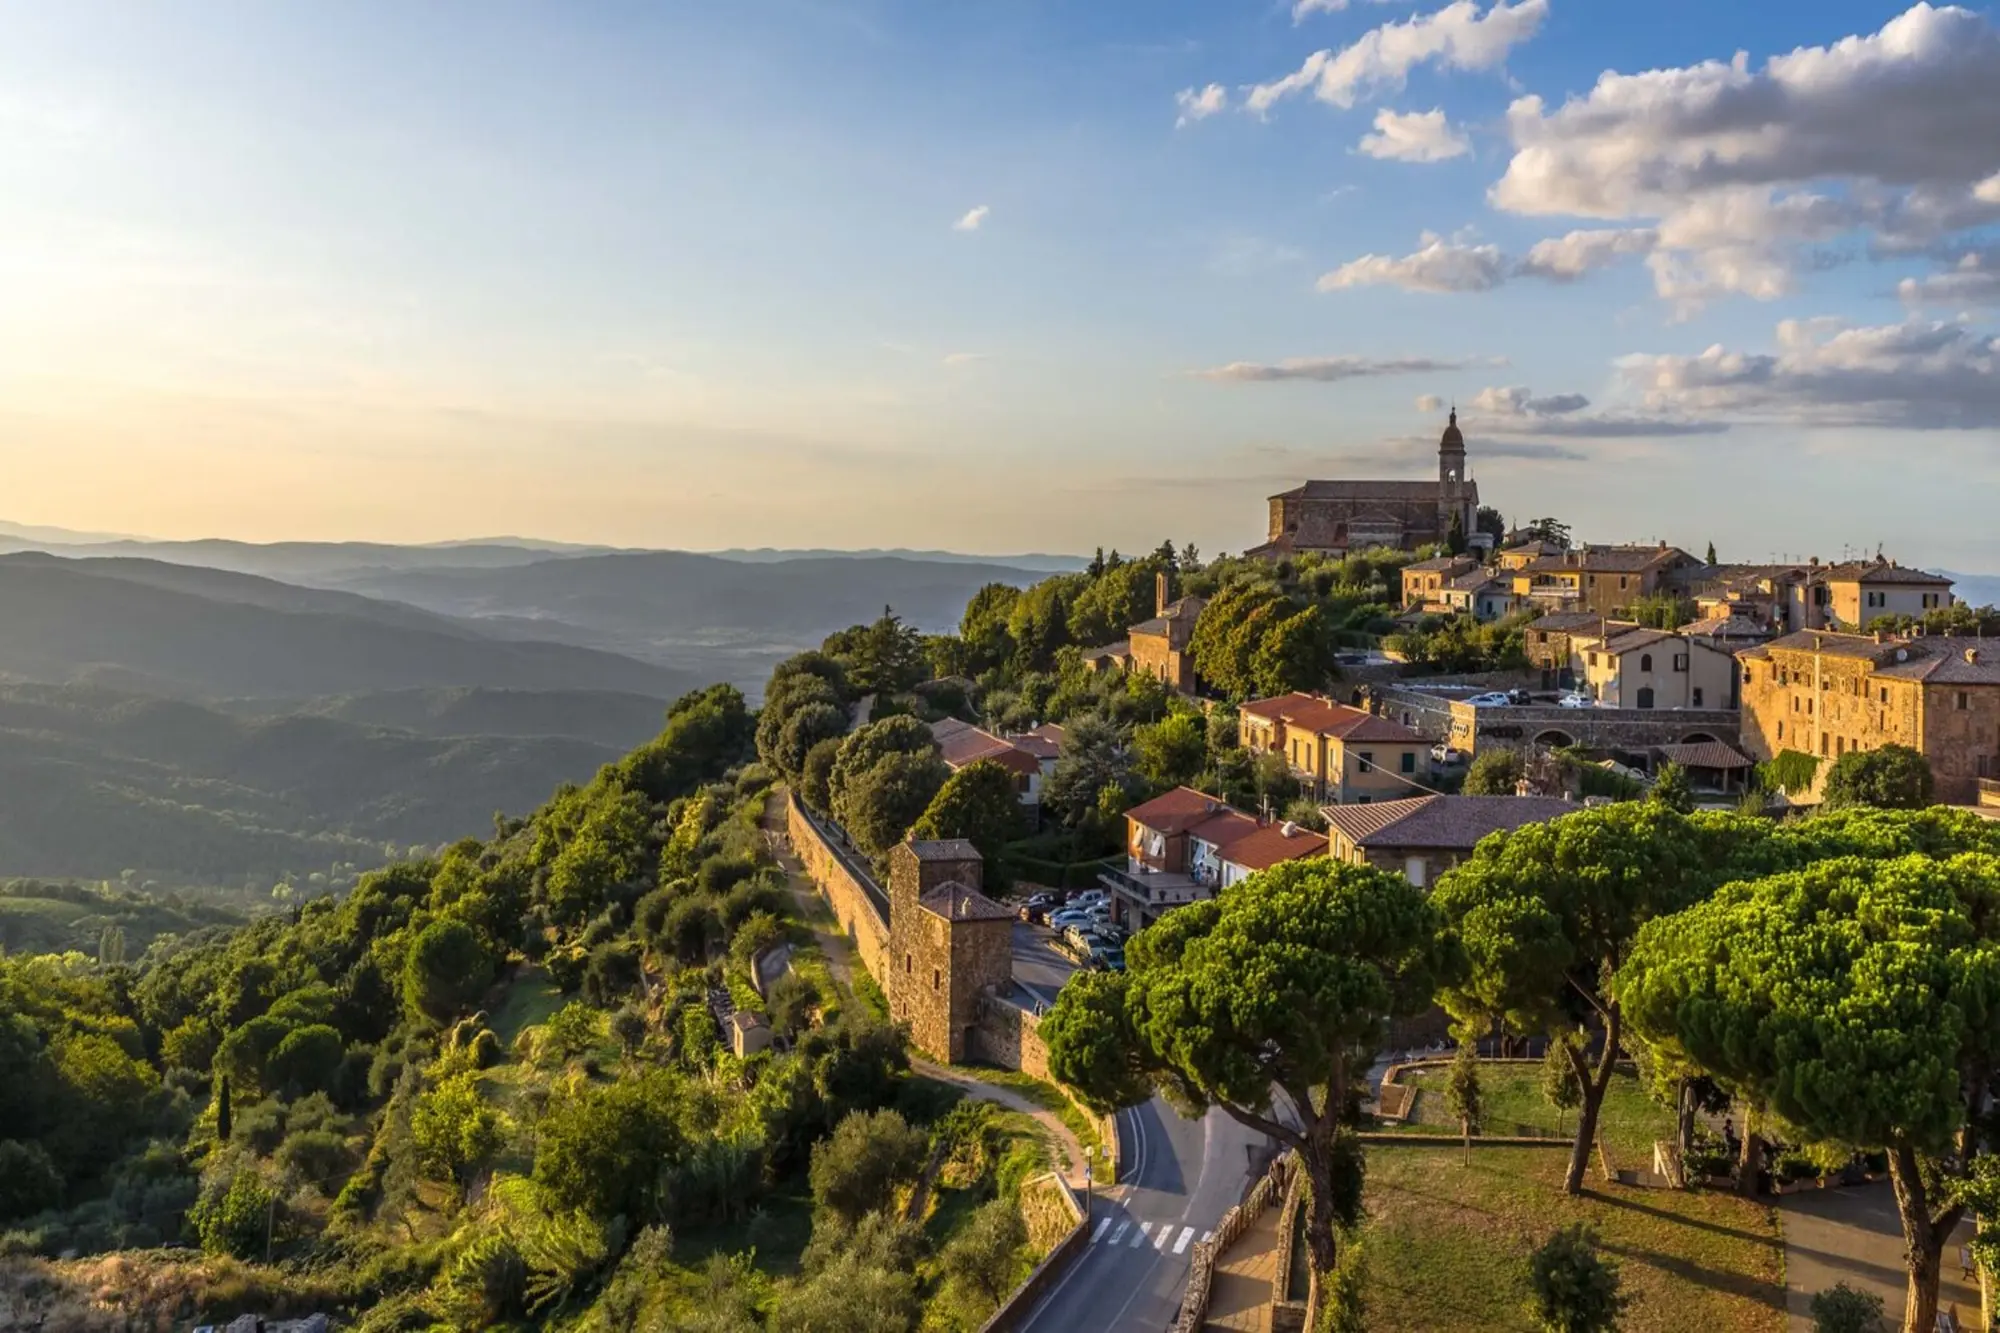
[1100,863,1209,908]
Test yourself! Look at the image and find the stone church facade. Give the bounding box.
[1249,412,1480,559]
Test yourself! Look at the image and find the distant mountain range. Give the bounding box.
[1942,571,2000,610]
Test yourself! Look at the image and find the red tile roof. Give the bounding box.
[1010,723,1066,761]
[1653,742,1754,770]
[1219,822,1327,871]
[1323,795,1576,850]
[931,719,1043,775]
[1188,808,1260,848]
[1124,786,1232,836]
[917,882,1016,922]
[1238,694,1425,745]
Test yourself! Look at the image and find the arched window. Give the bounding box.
[1637,686,1656,710]
[1640,653,1654,672]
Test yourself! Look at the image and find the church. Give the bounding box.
[1247,412,1481,559]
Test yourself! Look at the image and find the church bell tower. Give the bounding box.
[1439,408,1466,492]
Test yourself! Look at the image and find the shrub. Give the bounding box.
[1809,1283,1885,1333]
[0,1140,63,1222]
[1526,1223,1627,1333]
[192,1167,277,1259]
[808,1109,928,1225]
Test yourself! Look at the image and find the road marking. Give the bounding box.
[1108,1222,1129,1246]
[1202,1230,1213,1244]
[1153,1225,1173,1251]
[1173,1226,1196,1254]
[1091,1218,1111,1243]
[1132,1222,1151,1247]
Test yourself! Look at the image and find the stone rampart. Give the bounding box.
[1372,685,1740,757]
[787,793,890,981]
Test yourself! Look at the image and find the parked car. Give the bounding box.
[1091,945,1127,973]
[1431,743,1466,766]
[1557,691,1593,709]
[1093,922,1129,945]
[1049,908,1094,931]
[1021,892,1060,923]
[1506,688,1533,705]
[1082,903,1112,923]
[1070,889,1109,909]
[1464,691,1513,707]
[1064,925,1108,955]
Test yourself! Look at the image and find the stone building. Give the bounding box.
[1821,559,1954,627]
[1249,412,1480,559]
[1088,571,1206,693]
[1400,555,1480,609]
[1239,692,1430,803]
[1508,543,1702,618]
[885,839,1015,1063]
[1736,631,2000,803]
[1322,794,1576,888]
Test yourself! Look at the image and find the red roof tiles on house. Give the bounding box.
[1323,795,1576,851]
[1218,823,1327,872]
[1123,786,1232,837]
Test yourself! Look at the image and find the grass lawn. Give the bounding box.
[1357,1146,1784,1333]
[1388,1063,1672,1161]
[957,1066,1114,1185]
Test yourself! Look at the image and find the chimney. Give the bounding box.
[1809,555,1820,567]
[1968,647,1982,666]
[1156,570,1170,617]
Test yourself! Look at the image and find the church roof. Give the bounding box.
[1440,410,1465,449]
[1275,480,1447,502]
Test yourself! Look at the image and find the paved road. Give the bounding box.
[1012,921,1080,1009]
[1019,1098,1268,1333]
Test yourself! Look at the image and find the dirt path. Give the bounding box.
[913,1058,1093,1189]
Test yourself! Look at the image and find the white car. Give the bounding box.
[1431,743,1465,765]
[1070,889,1108,909]
[1464,692,1513,707]
[1557,692,1593,709]
[1049,909,1094,930]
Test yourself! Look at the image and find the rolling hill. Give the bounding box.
[0,553,693,701]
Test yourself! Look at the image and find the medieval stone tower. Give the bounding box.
[886,839,1016,1063]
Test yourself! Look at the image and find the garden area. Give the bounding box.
[1384,1061,1674,1161]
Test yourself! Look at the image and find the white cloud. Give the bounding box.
[1358,108,1471,162]
[1899,247,2000,309]
[1415,393,1447,412]
[953,205,990,232]
[1193,354,1490,382]
[1466,384,1728,437]
[941,352,989,367]
[1516,227,1658,281]
[1618,317,2000,430]
[1484,5,2000,306]
[1292,0,1407,20]
[1175,83,1228,127]
[1317,233,1507,292]
[1246,0,1549,115]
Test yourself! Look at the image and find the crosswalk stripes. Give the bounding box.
[1152,1225,1172,1251]
[1091,1218,1112,1243]
[1202,1230,1213,1244]
[1088,1220,1220,1251]
[1132,1222,1152,1248]
[1109,1221,1130,1247]
[1172,1227,1195,1254]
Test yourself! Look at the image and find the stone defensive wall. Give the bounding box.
[786,793,890,981]
[1371,684,1741,757]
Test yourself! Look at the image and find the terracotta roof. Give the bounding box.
[1404,556,1477,573]
[1083,640,1131,660]
[1822,560,1953,587]
[1653,742,1754,770]
[905,838,982,862]
[930,717,977,740]
[1871,638,2000,685]
[1683,615,1772,639]
[1445,571,1503,593]
[1746,630,1902,662]
[1528,612,1609,634]
[1599,627,1681,655]
[1236,693,1422,744]
[917,882,1016,922]
[1188,808,1260,848]
[1010,723,1066,761]
[1323,795,1577,850]
[1218,822,1328,871]
[1521,556,1583,574]
[1239,692,1319,722]
[1124,786,1232,836]
[933,722,1039,773]
[1501,539,1565,556]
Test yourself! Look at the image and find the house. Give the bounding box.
[1249,412,1480,559]
[1496,538,1566,571]
[1238,693,1430,803]
[1321,795,1576,888]
[1820,559,1954,628]
[1009,723,1066,781]
[1510,543,1702,618]
[1736,631,2000,804]
[727,1011,772,1058]
[1102,572,1206,694]
[1567,626,1738,710]
[1437,570,1521,622]
[1524,612,1624,681]
[929,718,1046,809]
[1649,741,1757,796]
[1104,786,1325,928]
[1400,555,1480,610]
[1681,613,1776,648]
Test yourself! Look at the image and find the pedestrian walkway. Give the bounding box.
[1201,1204,1285,1332]
[1087,1216,1212,1252]
[760,790,853,991]
[915,1058,1095,1190]
[1782,1181,1981,1332]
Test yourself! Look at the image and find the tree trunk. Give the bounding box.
[1562,1004,1621,1195]
[1888,1143,1948,1333]
[1736,1106,1763,1198]
[1675,1080,1697,1158]
[1301,1142,1342,1284]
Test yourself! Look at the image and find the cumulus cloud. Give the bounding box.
[1899,247,2000,309]
[1485,5,2000,305]
[953,205,990,232]
[1193,354,1487,382]
[1292,0,1407,21]
[1516,228,1658,281]
[1318,233,1508,293]
[1415,393,1447,412]
[1618,317,2000,429]
[1358,108,1471,162]
[1175,83,1228,127]
[1465,384,1729,437]
[1246,0,1549,115]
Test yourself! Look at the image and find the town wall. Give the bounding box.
[1370,685,1740,758]
[786,794,889,981]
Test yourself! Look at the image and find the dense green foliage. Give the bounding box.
[1820,742,1934,809]
[1526,1224,1627,1333]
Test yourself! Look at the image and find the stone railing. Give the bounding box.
[1171,1152,1300,1333]
[1270,1166,1310,1333]
[787,793,891,979]
[977,1172,1087,1333]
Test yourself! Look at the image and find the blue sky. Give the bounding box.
[0,1,1995,568]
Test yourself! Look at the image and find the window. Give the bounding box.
[1636,686,1656,710]
[1778,720,1785,740]
[1821,733,1830,756]
[1401,751,1417,774]
[1358,751,1375,773]
[1404,857,1428,888]
[905,954,913,974]
[932,968,941,992]
[1620,576,1630,590]
[1693,688,1705,707]
[1674,654,1689,672]
[1880,687,1888,703]
[1959,691,1972,711]
[1640,654,1654,672]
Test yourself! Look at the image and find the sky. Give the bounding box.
[0,1,1997,568]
